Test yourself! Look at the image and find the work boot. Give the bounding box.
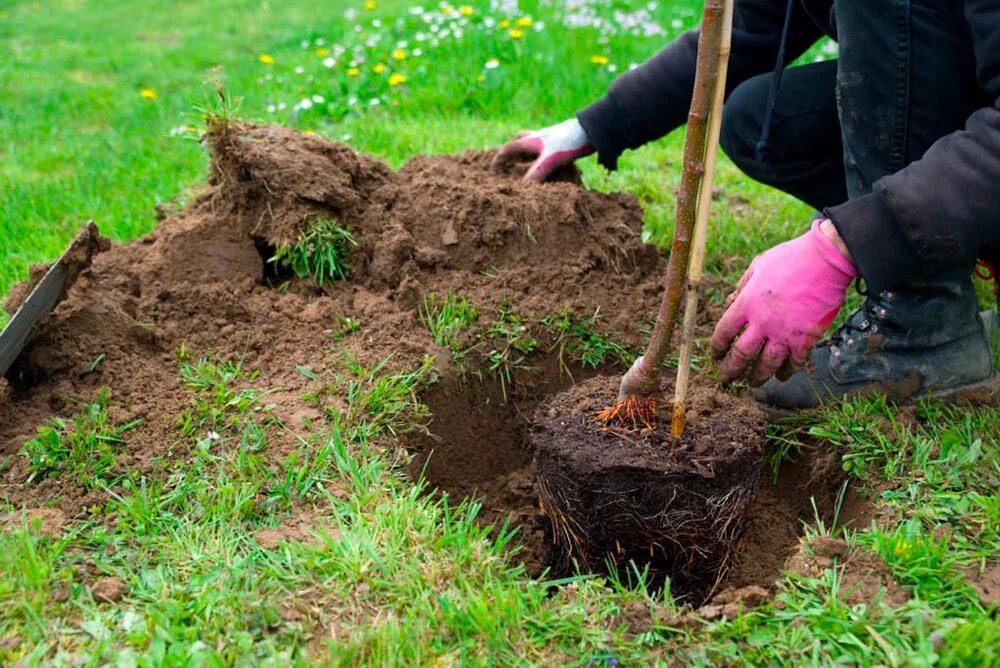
[753,269,998,411]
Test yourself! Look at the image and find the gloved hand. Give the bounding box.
[491,118,594,182]
[711,219,859,387]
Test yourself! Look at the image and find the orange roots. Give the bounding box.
[596,396,657,431]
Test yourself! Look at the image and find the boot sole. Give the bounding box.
[756,373,1000,422]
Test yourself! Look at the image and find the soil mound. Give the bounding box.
[0,122,663,515]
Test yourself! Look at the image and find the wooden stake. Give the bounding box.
[671,0,734,438]
[615,0,732,406]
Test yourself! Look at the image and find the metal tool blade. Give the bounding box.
[0,222,101,377]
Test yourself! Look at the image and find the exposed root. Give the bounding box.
[595,396,657,431]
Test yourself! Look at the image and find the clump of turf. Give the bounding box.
[270,219,357,286]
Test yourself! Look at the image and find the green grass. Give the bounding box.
[270,220,358,286]
[419,290,480,352]
[4,0,999,664]
[20,388,141,490]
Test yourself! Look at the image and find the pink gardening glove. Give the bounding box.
[491,118,594,182]
[712,220,859,387]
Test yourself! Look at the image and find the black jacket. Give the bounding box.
[577,0,1000,293]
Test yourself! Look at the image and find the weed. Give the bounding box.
[21,388,141,489]
[478,304,538,400]
[329,315,361,341]
[419,290,479,351]
[333,352,435,441]
[270,220,357,286]
[191,67,243,136]
[540,307,633,371]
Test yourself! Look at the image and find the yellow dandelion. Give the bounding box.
[590,55,609,65]
[508,28,524,39]
[498,19,510,28]
[363,0,376,10]
[516,17,533,27]
[392,48,406,60]
[259,53,275,64]
[442,5,453,16]
[459,5,474,16]
[139,88,157,100]
[373,62,386,73]
[389,73,406,87]
[315,47,330,57]
[347,66,361,76]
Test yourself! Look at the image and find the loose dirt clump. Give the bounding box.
[530,375,766,602]
[90,576,128,604]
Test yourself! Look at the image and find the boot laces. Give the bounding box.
[827,279,893,353]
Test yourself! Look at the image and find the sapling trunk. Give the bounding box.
[671,0,734,438]
[610,0,732,427]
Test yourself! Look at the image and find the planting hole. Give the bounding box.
[408,352,872,604]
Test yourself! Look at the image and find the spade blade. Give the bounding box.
[0,221,105,377]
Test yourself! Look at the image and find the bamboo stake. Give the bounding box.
[671,0,734,438]
[611,0,730,418]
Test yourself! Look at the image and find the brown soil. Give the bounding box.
[785,536,908,607]
[962,563,1000,609]
[530,375,766,601]
[0,122,868,602]
[90,576,127,604]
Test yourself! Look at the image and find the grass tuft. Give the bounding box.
[21,388,141,489]
[270,219,357,286]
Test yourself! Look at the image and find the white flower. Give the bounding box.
[372,18,382,27]
[369,97,381,106]
[315,37,326,46]
[323,57,336,68]
[485,58,500,69]
[671,18,683,28]
[297,98,313,110]
[412,48,423,56]
[311,94,325,103]
[344,8,358,20]
[207,430,221,441]
[278,101,287,110]
[348,95,358,106]
[294,65,305,74]
[409,6,425,15]
[266,103,276,113]
[608,64,618,72]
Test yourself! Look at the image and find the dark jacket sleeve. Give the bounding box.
[827,1,1000,293]
[577,0,824,170]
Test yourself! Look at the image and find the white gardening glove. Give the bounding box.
[491,118,595,182]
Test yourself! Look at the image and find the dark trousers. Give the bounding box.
[720,0,987,231]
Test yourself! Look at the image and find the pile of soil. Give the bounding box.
[530,375,766,601]
[0,122,663,514]
[0,122,867,601]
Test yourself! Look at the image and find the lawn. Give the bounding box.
[2,0,998,665]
